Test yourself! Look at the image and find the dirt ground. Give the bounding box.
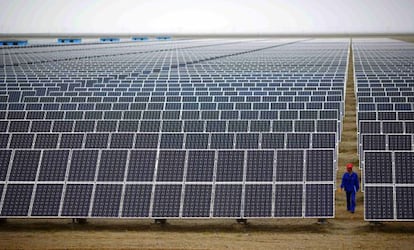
[1,40,414,249]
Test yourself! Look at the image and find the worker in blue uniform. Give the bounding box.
[340,163,359,213]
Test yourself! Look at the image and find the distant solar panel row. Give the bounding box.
[0,38,348,219]
[354,38,414,221]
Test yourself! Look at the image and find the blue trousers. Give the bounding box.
[346,191,356,212]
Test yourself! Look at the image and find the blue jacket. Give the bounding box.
[340,172,359,193]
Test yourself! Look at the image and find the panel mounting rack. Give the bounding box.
[57,38,82,44]
[100,38,120,43]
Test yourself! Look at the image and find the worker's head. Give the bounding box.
[346,163,353,172]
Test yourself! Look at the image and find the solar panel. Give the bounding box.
[306,150,334,181]
[276,150,303,182]
[38,150,69,181]
[9,150,40,181]
[388,135,412,151]
[213,184,242,217]
[0,38,345,219]
[68,150,98,181]
[182,185,212,217]
[365,186,394,220]
[1,184,33,216]
[244,185,272,217]
[395,152,414,184]
[305,184,334,217]
[122,184,152,217]
[186,151,215,182]
[355,39,414,221]
[98,150,127,181]
[61,184,93,217]
[92,184,122,217]
[156,151,186,181]
[152,185,182,217]
[246,150,274,182]
[216,151,244,182]
[0,150,12,181]
[274,184,303,217]
[396,187,414,220]
[31,184,63,216]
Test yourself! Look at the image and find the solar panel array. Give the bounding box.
[0,38,348,219]
[354,38,414,221]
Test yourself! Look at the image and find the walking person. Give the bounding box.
[340,163,359,213]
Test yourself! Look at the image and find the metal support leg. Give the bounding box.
[155,219,167,225]
[236,219,247,224]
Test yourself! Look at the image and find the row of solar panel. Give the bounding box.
[3,70,346,76]
[3,64,347,71]
[0,38,189,52]
[0,51,347,65]
[0,183,334,218]
[2,77,346,83]
[355,74,413,77]
[18,95,344,103]
[0,149,335,182]
[2,71,347,79]
[3,75,345,80]
[3,44,346,54]
[359,121,414,134]
[357,78,413,81]
[0,132,337,150]
[2,49,345,59]
[357,84,414,89]
[10,59,349,68]
[0,109,340,120]
[2,76,346,81]
[4,45,328,67]
[358,103,414,111]
[0,37,203,51]
[4,91,345,101]
[1,69,346,74]
[7,87,345,93]
[2,78,347,84]
[354,69,412,72]
[356,72,412,76]
[365,186,414,220]
[0,40,172,52]
[360,134,414,154]
[1,119,339,133]
[0,102,344,114]
[1,60,345,72]
[356,92,414,97]
[358,96,414,103]
[0,40,254,66]
[358,87,414,93]
[363,151,414,184]
[358,111,414,121]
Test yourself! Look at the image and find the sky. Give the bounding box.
[0,0,413,34]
